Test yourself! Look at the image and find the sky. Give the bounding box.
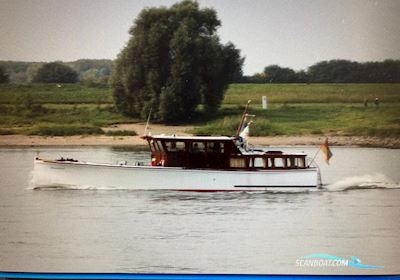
[0,0,399,75]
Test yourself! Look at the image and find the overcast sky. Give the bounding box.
[0,0,399,75]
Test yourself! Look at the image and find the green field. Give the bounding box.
[0,84,128,135]
[0,84,112,104]
[197,83,400,137]
[0,83,399,137]
[225,83,400,104]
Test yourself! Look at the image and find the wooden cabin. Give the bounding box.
[142,135,307,170]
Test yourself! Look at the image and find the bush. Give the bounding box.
[33,62,78,83]
[0,105,13,114]
[0,66,9,84]
[0,129,16,135]
[29,104,48,115]
[105,130,137,136]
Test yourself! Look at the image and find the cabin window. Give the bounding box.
[165,141,185,152]
[155,140,163,151]
[149,140,156,152]
[230,158,246,168]
[274,158,285,168]
[207,142,224,153]
[191,142,205,153]
[286,157,306,168]
[299,157,305,168]
[176,142,185,151]
[253,157,264,168]
[150,139,163,152]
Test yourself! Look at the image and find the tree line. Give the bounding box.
[1,58,399,86]
[240,59,400,83]
[0,59,113,86]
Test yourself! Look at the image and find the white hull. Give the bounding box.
[33,159,320,191]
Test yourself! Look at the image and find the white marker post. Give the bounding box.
[262,96,268,109]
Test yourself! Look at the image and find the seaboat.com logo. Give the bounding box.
[296,254,384,269]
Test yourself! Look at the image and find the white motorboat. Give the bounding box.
[33,103,322,191]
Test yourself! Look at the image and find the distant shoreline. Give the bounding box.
[0,135,399,148]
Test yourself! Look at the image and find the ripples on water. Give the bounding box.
[0,147,399,274]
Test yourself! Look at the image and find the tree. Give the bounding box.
[26,63,44,83]
[295,70,310,83]
[111,0,243,122]
[308,60,362,83]
[0,61,29,83]
[0,66,9,83]
[263,65,297,83]
[67,59,113,84]
[33,62,78,83]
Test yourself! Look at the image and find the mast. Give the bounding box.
[144,108,152,136]
[235,100,251,138]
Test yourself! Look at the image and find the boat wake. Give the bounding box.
[29,184,137,191]
[323,174,400,192]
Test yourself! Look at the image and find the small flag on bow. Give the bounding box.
[321,138,333,164]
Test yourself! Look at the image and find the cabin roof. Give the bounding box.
[142,135,234,141]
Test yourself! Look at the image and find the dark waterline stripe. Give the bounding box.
[177,189,253,192]
[234,185,316,188]
[176,187,315,192]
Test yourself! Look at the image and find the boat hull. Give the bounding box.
[32,159,320,191]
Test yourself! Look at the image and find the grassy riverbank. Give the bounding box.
[0,83,399,138]
[193,103,400,137]
[0,84,129,135]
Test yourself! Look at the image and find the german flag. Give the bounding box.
[321,138,333,164]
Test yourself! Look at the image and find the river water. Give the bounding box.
[0,146,399,274]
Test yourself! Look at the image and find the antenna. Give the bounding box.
[144,108,152,136]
